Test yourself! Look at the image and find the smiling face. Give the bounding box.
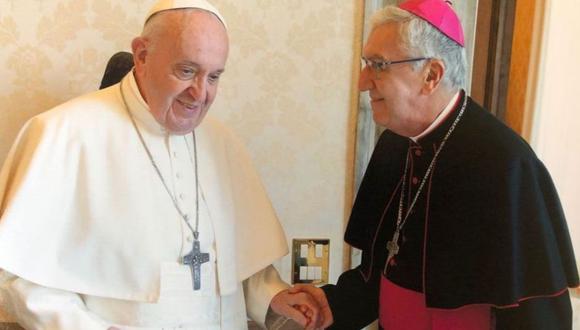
[359,23,430,137]
[132,9,229,134]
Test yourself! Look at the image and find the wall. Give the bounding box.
[531,0,580,327]
[0,0,359,304]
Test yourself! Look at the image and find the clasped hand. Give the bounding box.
[269,284,333,329]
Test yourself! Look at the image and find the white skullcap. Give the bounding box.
[145,0,227,29]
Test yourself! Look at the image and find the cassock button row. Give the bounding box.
[415,149,422,157]
[412,177,419,185]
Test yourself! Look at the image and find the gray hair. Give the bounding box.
[140,11,173,51]
[370,6,467,90]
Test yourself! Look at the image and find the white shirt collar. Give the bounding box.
[411,90,461,142]
[120,71,169,136]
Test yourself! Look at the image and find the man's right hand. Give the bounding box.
[288,284,333,329]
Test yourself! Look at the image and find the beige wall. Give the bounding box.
[0,0,360,291]
[531,0,580,326]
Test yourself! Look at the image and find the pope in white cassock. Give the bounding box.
[0,0,324,329]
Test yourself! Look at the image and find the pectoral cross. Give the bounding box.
[182,239,209,291]
[384,230,400,273]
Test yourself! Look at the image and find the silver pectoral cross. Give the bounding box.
[182,239,210,291]
[384,230,400,273]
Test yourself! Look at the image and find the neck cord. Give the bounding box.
[119,82,200,240]
[385,95,468,272]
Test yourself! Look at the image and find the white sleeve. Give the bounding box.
[0,271,110,330]
[243,265,289,328]
[244,265,290,327]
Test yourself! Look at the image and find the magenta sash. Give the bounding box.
[379,276,491,330]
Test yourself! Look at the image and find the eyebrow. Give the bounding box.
[363,55,388,61]
[177,61,225,74]
[361,48,387,59]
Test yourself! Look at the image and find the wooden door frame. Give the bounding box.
[471,0,544,141]
[470,0,517,120]
[505,0,545,140]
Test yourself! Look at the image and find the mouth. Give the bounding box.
[370,97,384,104]
[177,99,201,112]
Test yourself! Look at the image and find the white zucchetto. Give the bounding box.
[145,0,227,29]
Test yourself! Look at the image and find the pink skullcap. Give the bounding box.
[399,0,464,47]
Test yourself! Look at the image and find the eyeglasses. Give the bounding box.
[361,57,430,74]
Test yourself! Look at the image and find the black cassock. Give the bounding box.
[322,93,579,330]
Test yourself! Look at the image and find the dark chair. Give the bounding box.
[99,51,134,89]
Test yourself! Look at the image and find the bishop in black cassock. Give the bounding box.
[316,0,579,329]
[322,92,579,329]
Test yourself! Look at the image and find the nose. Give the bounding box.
[187,76,207,102]
[358,66,374,92]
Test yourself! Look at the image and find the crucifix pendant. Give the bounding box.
[384,230,400,273]
[182,239,209,291]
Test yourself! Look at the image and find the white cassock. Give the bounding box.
[0,72,289,329]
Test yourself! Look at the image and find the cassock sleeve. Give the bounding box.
[494,290,573,330]
[0,271,110,330]
[243,265,289,328]
[321,265,380,330]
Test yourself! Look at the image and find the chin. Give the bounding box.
[166,115,204,135]
[165,123,195,135]
[372,114,389,127]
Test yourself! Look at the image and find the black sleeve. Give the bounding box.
[321,266,381,330]
[494,290,573,330]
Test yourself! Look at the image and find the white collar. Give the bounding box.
[121,71,169,136]
[411,90,461,142]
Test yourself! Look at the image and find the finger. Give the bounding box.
[289,283,315,294]
[291,285,327,304]
[290,293,320,328]
[296,304,313,318]
[297,304,310,316]
[282,297,319,327]
[292,287,330,327]
[288,286,300,294]
[302,310,315,330]
[278,304,309,327]
[321,307,334,328]
[296,305,319,330]
[309,303,332,329]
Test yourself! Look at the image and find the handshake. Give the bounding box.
[269,284,334,330]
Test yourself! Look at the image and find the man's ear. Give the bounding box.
[131,37,148,71]
[422,59,445,94]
